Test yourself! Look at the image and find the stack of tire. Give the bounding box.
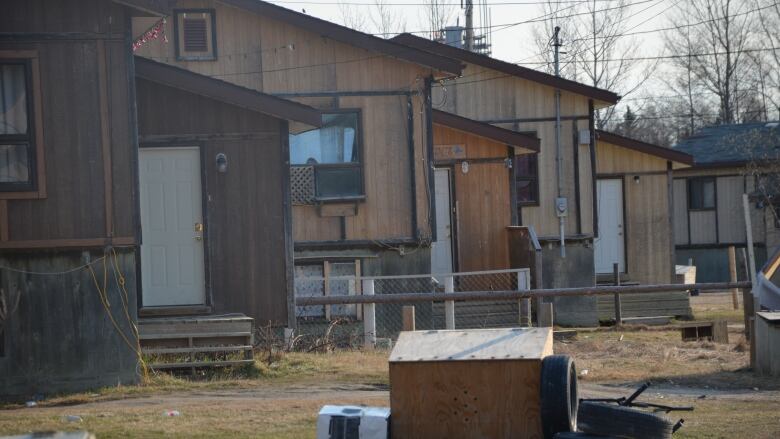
[540,355,675,439]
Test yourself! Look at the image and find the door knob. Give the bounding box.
[195,222,204,232]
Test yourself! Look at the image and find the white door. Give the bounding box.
[139,147,206,306]
[432,168,454,274]
[595,179,625,274]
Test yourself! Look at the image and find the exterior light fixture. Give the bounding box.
[461,161,469,174]
[634,175,640,184]
[216,153,228,173]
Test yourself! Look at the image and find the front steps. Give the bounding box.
[138,313,255,371]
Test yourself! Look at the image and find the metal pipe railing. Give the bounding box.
[294,281,752,306]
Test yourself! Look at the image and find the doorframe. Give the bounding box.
[433,165,459,274]
[137,143,212,310]
[595,175,628,275]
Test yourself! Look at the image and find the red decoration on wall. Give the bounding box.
[133,18,168,52]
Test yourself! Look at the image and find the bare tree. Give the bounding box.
[664,0,758,124]
[338,2,369,32]
[419,0,456,41]
[531,1,652,128]
[753,0,780,119]
[370,0,406,37]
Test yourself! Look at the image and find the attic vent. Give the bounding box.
[183,18,208,52]
[175,10,216,61]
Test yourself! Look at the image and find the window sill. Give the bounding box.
[0,188,46,200]
[316,195,366,204]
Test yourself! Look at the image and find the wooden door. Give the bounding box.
[432,168,454,274]
[595,178,625,274]
[139,147,206,306]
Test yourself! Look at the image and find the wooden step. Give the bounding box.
[142,345,253,355]
[149,359,255,370]
[139,331,252,340]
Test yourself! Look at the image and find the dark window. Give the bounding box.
[290,112,363,201]
[0,62,34,191]
[175,10,216,61]
[514,154,539,209]
[688,178,715,210]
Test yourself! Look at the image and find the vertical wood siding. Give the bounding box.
[133,1,433,243]
[432,124,514,271]
[436,64,594,238]
[136,79,289,324]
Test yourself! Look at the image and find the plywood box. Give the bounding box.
[756,312,780,377]
[389,328,553,439]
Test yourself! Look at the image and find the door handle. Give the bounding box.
[194,222,204,232]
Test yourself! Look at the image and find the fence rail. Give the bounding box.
[295,281,752,306]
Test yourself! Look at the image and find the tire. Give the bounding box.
[554,433,619,439]
[540,354,578,439]
[577,402,674,439]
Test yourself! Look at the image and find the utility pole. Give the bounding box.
[553,26,566,258]
[464,0,474,51]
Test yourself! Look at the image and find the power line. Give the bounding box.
[366,0,657,35]
[268,0,632,5]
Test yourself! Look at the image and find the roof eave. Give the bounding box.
[433,110,540,152]
[596,130,694,166]
[134,56,322,127]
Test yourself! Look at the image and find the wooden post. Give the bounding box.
[402,306,416,332]
[728,246,739,310]
[445,276,455,330]
[613,262,622,325]
[363,279,376,349]
[539,302,554,327]
[743,193,758,369]
[518,271,531,327]
[323,261,331,320]
[355,259,362,320]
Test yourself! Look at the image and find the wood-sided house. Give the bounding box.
[131,1,463,308]
[0,0,321,398]
[393,33,620,325]
[672,122,780,282]
[594,130,693,319]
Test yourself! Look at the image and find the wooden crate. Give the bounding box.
[678,320,728,344]
[389,328,553,439]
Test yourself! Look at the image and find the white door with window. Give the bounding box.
[139,147,206,306]
[432,168,454,275]
[595,178,625,274]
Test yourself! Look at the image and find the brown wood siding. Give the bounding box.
[2,3,135,244]
[436,64,593,238]
[596,141,674,284]
[136,79,289,324]
[433,124,515,271]
[133,1,434,244]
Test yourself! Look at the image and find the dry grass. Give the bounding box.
[2,323,779,438]
[690,291,747,324]
[555,328,777,389]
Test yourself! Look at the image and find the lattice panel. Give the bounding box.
[291,165,315,205]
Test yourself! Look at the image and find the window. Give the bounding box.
[514,153,539,208]
[290,112,363,201]
[0,61,35,191]
[174,10,217,61]
[688,178,715,210]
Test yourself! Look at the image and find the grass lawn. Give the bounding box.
[2,308,779,438]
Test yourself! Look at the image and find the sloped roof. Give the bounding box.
[135,56,321,126]
[391,33,620,105]
[219,0,463,76]
[672,122,780,167]
[434,110,540,152]
[597,130,693,166]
